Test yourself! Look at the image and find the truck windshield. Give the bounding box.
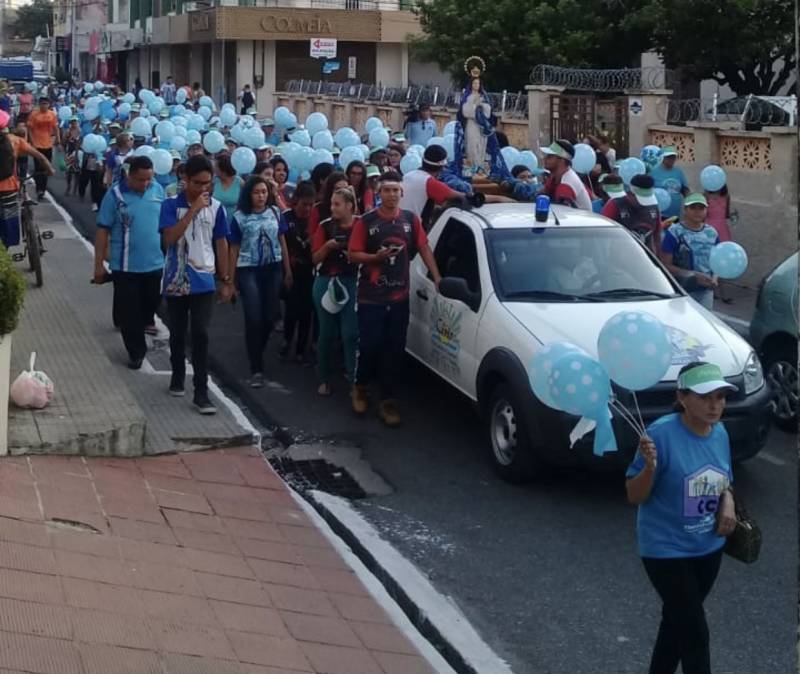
[486,227,681,302]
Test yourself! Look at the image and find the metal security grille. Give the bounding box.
[549,94,596,144]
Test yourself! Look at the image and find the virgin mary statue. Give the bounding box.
[452,56,510,180]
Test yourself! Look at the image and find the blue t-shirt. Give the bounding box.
[228,206,287,267]
[159,193,229,296]
[662,222,720,274]
[649,164,688,218]
[626,413,732,559]
[404,120,437,148]
[97,180,165,273]
[106,149,133,185]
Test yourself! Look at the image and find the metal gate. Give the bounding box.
[549,94,629,157]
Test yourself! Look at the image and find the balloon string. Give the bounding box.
[632,392,646,437]
[610,399,645,438]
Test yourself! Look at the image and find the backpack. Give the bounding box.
[0,134,16,181]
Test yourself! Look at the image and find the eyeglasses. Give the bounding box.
[189,178,212,187]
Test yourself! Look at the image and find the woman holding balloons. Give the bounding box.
[626,360,738,674]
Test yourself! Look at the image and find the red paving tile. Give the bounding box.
[0,452,435,674]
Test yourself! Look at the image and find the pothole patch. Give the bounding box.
[46,518,103,534]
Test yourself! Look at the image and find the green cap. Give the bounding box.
[170,149,182,159]
[540,141,574,160]
[261,117,275,126]
[366,164,381,178]
[369,146,387,157]
[661,145,678,158]
[684,192,708,207]
[677,363,738,394]
[604,181,626,197]
[391,132,406,143]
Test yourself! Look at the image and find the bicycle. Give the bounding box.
[11,175,53,287]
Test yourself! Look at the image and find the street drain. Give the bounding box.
[268,457,367,499]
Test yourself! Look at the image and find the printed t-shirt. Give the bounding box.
[312,217,358,277]
[401,169,461,228]
[404,120,437,147]
[97,180,165,273]
[159,193,229,296]
[601,194,662,252]
[283,208,313,275]
[626,413,732,559]
[650,164,688,218]
[27,110,58,149]
[662,222,720,274]
[17,93,32,114]
[228,206,287,267]
[543,168,593,211]
[348,208,427,304]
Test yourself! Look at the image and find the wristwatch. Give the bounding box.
[220,274,232,285]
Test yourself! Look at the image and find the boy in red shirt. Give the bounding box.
[348,170,442,426]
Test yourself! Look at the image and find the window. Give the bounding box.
[433,219,481,304]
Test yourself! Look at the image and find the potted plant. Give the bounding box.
[0,244,25,455]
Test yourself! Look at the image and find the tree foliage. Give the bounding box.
[11,0,54,40]
[628,0,796,95]
[411,0,651,91]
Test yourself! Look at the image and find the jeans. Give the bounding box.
[33,147,52,195]
[112,271,162,361]
[284,268,314,357]
[355,300,409,400]
[689,288,714,310]
[166,292,214,395]
[642,549,723,674]
[237,263,283,374]
[312,274,358,383]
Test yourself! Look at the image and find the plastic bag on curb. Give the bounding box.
[10,352,54,409]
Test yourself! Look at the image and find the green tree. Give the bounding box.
[628,0,796,95]
[11,0,54,40]
[411,0,651,91]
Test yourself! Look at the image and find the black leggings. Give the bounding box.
[642,549,723,674]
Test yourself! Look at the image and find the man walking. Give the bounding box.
[349,170,442,427]
[94,156,165,369]
[601,173,662,254]
[27,96,60,199]
[540,139,593,211]
[649,146,689,219]
[160,76,177,106]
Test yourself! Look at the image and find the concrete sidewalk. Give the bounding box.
[0,448,439,673]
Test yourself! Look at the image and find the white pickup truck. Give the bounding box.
[405,203,772,483]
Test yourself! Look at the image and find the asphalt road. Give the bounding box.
[55,175,796,674]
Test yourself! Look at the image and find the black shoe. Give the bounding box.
[127,356,144,370]
[169,374,185,397]
[193,392,217,415]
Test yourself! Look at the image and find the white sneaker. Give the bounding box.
[91,203,98,212]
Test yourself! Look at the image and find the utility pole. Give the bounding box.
[70,0,77,80]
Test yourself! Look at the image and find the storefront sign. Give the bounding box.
[322,60,340,74]
[261,15,332,35]
[310,38,337,59]
[191,12,212,32]
[215,7,381,42]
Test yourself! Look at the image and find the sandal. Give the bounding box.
[317,383,332,397]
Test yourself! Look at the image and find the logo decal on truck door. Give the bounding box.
[429,297,462,376]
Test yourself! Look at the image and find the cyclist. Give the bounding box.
[0,109,54,249]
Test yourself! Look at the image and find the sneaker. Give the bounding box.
[127,356,144,370]
[249,372,265,389]
[144,324,159,336]
[91,203,99,212]
[378,399,401,428]
[169,375,185,397]
[351,385,368,415]
[193,392,217,415]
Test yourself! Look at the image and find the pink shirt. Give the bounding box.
[705,193,732,242]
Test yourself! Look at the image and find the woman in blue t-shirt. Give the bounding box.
[228,176,292,388]
[626,361,738,674]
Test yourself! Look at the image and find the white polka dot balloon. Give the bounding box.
[709,242,748,280]
[528,341,588,411]
[546,352,611,418]
[597,310,673,391]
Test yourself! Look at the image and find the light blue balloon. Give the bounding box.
[170,136,187,152]
[640,144,662,170]
[709,241,748,279]
[58,105,72,121]
[285,112,298,129]
[187,115,205,131]
[186,130,201,145]
[155,120,175,142]
[399,153,422,175]
[281,141,302,170]
[148,98,164,115]
[244,126,265,149]
[597,310,672,390]
[221,103,236,113]
[93,136,107,155]
[654,188,671,212]
[368,127,389,149]
[365,116,383,133]
[619,157,646,185]
[519,150,538,172]
[232,147,257,175]
[239,114,256,129]
[152,149,173,176]
[134,145,155,158]
[305,112,328,136]
[547,352,611,418]
[130,117,152,138]
[290,129,311,147]
[149,116,159,128]
[296,146,315,172]
[408,144,425,157]
[122,93,135,104]
[198,106,212,121]
[219,108,237,127]
[82,134,97,153]
[359,144,370,157]
[444,120,457,136]
[442,134,455,161]
[172,115,187,128]
[334,127,360,149]
[274,106,294,128]
[700,164,726,192]
[339,146,364,171]
[139,89,155,104]
[572,143,596,175]
[174,126,187,138]
[203,130,225,154]
[175,88,187,104]
[94,81,104,91]
[311,148,334,168]
[529,342,588,409]
[312,130,334,151]
[199,95,214,109]
[139,107,150,118]
[500,146,520,168]
[84,83,94,93]
[427,136,444,148]
[83,106,99,121]
[231,124,245,143]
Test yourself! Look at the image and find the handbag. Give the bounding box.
[720,495,762,564]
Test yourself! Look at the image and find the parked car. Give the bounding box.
[750,252,798,431]
[406,203,772,482]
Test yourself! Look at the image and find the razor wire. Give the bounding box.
[530,65,675,92]
[654,96,796,126]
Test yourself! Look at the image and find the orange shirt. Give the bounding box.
[0,134,32,192]
[27,110,58,149]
